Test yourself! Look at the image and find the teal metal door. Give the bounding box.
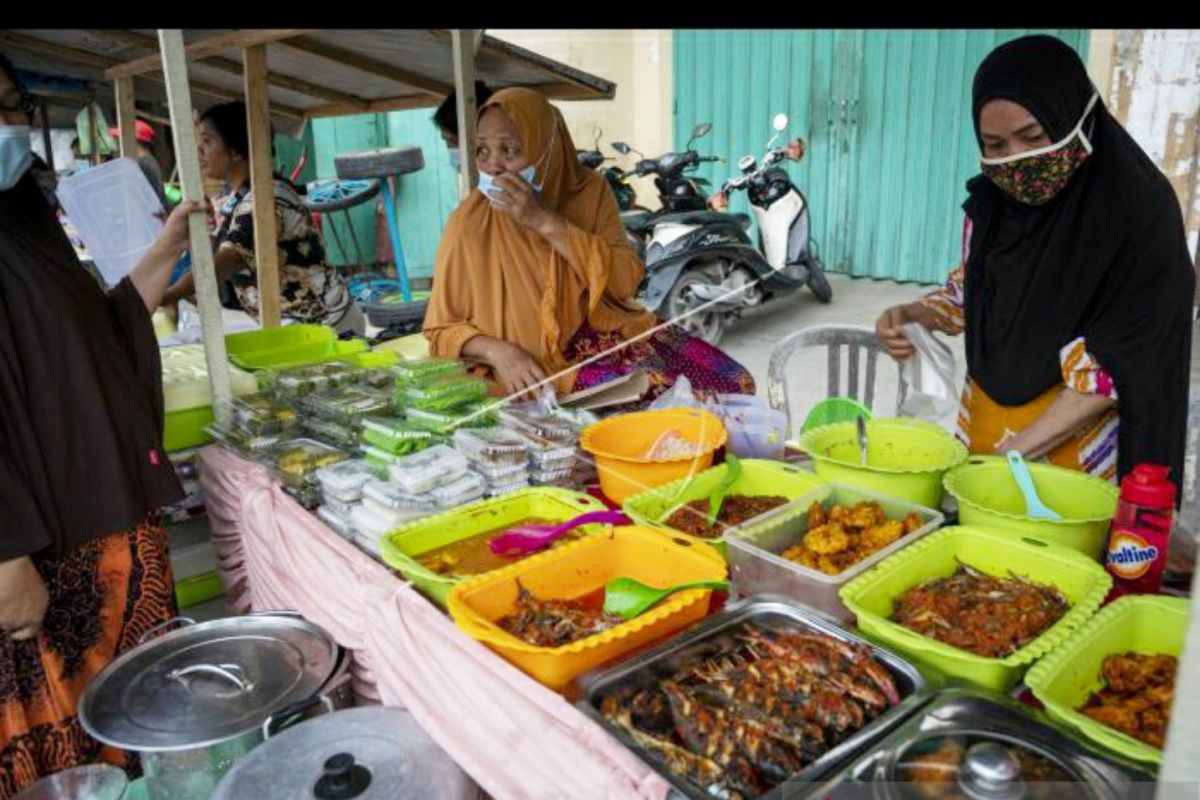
[674,30,1089,284]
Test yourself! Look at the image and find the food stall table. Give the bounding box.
[197,445,672,800]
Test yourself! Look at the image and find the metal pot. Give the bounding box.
[211,705,479,800]
[11,765,128,800]
[802,687,1157,800]
[79,614,339,800]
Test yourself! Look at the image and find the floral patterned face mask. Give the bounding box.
[980,93,1099,206]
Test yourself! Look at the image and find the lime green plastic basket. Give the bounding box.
[800,418,967,508]
[1026,594,1189,765]
[839,525,1112,692]
[944,456,1118,558]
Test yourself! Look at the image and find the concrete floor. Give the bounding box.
[717,273,962,430]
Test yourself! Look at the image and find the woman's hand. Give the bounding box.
[0,556,49,641]
[154,199,210,253]
[490,173,553,232]
[876,304,919,360]
[486,339,548,398]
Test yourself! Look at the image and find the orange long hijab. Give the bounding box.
[423,88,655,391]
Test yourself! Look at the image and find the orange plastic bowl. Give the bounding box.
[580,408,728,504]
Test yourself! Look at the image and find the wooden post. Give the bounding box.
[157,29,233,421]
[115,77,138,159]
[451,29,478,199]
[87,102,99,165]
[243,44,282,328]
[37,100,54,173]
[1157,549,1200,796]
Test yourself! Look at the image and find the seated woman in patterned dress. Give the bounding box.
[423,87,754,402]
[876,36,1193,485]
[161,102,363,334]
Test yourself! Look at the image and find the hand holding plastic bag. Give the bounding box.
[897,322,963,432]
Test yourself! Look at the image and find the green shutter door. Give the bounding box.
[673,29,1089,284]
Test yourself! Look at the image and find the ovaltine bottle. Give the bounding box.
[1103,464,1175,600]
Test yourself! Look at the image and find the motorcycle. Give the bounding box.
[576,127,641,213]
[612,117,831,345]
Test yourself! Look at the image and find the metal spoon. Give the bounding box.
[856,415,869,467]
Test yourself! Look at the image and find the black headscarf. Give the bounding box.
[962,35,1194,486]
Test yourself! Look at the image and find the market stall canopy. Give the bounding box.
[0,29,617,134]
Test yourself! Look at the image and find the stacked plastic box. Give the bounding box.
[205,392,300,460]
[452,428,533,497]
[497,408,591,488]
[272,438,351,508]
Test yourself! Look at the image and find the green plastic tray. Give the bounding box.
[839,525,1112,691]
[164,405,215,453]
[175,570,223,609]
[621,459,826,557]
[1027,594,1189,765]
[380,488,609,608]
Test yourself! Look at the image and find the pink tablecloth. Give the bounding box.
[198,447,671,800]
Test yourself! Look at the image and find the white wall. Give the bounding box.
[490,30,673,208]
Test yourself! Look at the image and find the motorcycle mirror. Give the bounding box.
[612,142,631,155]
[738,155,756,173]
[693,122,713,139]
[772,113,789,132]
[593,126,603,149]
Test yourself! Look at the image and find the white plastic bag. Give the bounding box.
[897,322,963,431]
[648,375,707,412]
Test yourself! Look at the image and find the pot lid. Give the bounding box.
[79,615,337,751]
[889,732,1087,800]
[211,706,474,800]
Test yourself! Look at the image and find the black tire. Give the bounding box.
[807,259,833,304]
[365,298,429,329]
[664,268,726,346]
[335,147,425,179]
[305,179,380,213]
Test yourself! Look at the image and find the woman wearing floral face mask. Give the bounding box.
[876,35,1193,486]
[425,88,754,401]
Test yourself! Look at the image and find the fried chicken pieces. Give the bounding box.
[1080,652,1177,749]
[780,501,924,576]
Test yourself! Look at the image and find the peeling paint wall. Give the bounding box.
[1107,30,1200,265]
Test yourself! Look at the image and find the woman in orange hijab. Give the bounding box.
[423,88,754,401]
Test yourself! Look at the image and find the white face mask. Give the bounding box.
[448,148,461,172]
[476,127,557,202]
[0,124,34,192]
[980,92,1100,167]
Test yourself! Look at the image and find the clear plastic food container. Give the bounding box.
[403,375,489,412]
[404,408,465,436]
[392,357,467,387]
[362,480,441,513]
[317,506,355,538]
[452,428,531,467]
[298,386,393,425]
[315,459,377,503]
[273,361,359,397]
[499,408,576,445]
[430,471,488,508]
[321,494,357,520]
[204,423,282,459]
[301,417,359,450]
[487,479,531,498]
[229,392,298,435]
[356,367,398,390]
[273,438,349,487]
[470,461,530,486]
[387,445,470,495]
[531,466,576,487]
[528,446,579,472]
[361,416,438,455]
[283,482,323,509]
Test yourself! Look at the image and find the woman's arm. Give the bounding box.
[461,334,547,397]
[125,200,208,313]
[999,388,1115,460]
[161,245,247,309]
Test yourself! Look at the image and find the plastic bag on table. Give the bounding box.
[897,322,963,432]
[710,394,787,460]
[647,375,708,413]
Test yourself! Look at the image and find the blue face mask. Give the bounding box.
[0,125,34,192]
[476,129,556,201]
[448,148,461,172]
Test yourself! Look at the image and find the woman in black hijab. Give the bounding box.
[877,35,1193,486]
[0,54,207,793]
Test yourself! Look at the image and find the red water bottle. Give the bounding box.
[1103,464,1175,600]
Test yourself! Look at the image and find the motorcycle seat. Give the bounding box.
[620,210,655,233]
[654,210,752,231]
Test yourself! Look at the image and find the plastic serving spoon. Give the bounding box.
[707,453,743,525]
[603,577,730,620]
[489,509,629,556]
[1006,450,1063,520]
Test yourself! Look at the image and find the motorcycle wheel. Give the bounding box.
[664,268,725,346]
[807,259,834,304]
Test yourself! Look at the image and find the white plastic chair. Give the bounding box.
[767,324,910,440]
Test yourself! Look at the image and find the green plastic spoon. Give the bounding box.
[707,453,743,525]
[603,577,730,620]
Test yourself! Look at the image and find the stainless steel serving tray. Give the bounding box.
[801,687,1158,800]
[577,595,935,800]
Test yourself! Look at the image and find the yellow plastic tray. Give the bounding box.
[448,526,726,691]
